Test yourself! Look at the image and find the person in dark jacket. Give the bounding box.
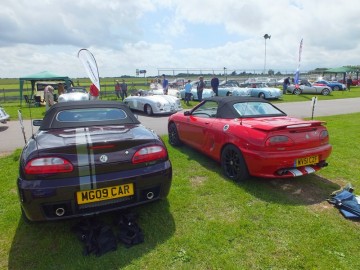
[197,76,205,101]
[346,76,353,91]
[211,76,219,96]
[283,77,290,94]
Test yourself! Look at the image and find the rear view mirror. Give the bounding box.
[33,120,43,126]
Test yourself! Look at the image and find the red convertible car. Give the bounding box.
[168,96,332,181]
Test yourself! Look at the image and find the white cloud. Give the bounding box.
[0,0,359,78]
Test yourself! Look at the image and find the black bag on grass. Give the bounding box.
[114,212,144,248]
[72,217,117,256]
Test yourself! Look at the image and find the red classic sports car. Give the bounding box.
[18,101,172,221]
[168,96,332,182]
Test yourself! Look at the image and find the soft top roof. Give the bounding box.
[40,100,140,130]
[202,96,285,118]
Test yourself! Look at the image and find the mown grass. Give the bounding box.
[1,112,360,269]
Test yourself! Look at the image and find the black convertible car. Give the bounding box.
[18,101,172,221]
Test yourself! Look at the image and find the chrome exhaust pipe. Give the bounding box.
[55,207,65,217]
[146,192,154,200]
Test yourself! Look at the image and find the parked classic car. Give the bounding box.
[0,105,10,124]
[314,80,346,91]
[124,90,182,115]
[179,88,215,101]
[168,96,332,182]
[18,101,172,221]
[149,87,180,98]
[287,80,332,95]
[247,86,283,99]
[57,86,90,102]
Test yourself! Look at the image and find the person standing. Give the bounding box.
[44,85,55,111]
[184,79,192,106]
[89,83,100,100]
[283,77,290,94]
[115,80,121,99]
[211,75,219,96]
[346,76,353,91]
[121,79,128,101]
[197,76,205,102]
[162,74,169,95]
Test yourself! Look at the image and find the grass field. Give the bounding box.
[1,110,360,269]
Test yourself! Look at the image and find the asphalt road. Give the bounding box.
[1,97,359,155]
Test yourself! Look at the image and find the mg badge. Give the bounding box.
[305,134,310,139]
[100,155,108,163]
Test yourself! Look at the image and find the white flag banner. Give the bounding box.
[77,49,100,91]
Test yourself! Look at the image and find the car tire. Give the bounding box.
[321,88,330,96]
[221,144,249,182]
[293,88,301,95]
[333,86,339,91]
[144,104,153,115]
[21,208,33,224]
[258,92,265,99]
[168,122,182,146]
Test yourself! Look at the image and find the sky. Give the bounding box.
[0,0,359,78]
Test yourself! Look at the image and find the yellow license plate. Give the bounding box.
[296,155,319,167]
[76,183,134,205]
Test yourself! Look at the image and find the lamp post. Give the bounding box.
[223,67,227,82]
[263,34,271,74]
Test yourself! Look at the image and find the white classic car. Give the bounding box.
[0,105,10,124]
[149,83,181,98]
[57,87,90,102]
[124,91,182,115]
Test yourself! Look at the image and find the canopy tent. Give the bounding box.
[19,71,72,105]
[323,66,359,82]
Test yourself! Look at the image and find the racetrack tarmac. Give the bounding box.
[1,97,359,155]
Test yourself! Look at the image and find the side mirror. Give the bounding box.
[33,120,43,126]
[184,111,191,116]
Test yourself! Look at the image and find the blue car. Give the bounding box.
[314,80,346,91]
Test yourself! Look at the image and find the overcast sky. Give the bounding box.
[0,0,359,78]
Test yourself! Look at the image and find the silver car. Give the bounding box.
[124,91,182,115]
[57,87,90,102]
[0,106,10,124]
[287,81,332,96]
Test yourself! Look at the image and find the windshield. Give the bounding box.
[233,102,285,117]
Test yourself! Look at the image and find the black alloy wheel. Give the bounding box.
[168,122,182,146]
[221,145,249,182]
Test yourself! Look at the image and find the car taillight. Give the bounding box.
[132,145,167,164]
[265,135,294,147]
[319,130,329,142]
[24,157,74,174]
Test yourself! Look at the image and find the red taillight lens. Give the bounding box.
[319,130,329,143]
[265,135,294,147]
[24,157,74,174]
[132,145,167,164]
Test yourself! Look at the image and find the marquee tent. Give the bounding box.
[19,71,72,105]
[323,66,358,82]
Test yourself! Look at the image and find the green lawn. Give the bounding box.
[1,112,360,269]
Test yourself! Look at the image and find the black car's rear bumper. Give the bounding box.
[18,161,172,221]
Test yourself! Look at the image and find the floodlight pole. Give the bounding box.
[263,34,271,74]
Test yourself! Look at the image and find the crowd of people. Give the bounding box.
[38,72,356,111]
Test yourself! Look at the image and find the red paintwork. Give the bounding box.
[169,112,332,179]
